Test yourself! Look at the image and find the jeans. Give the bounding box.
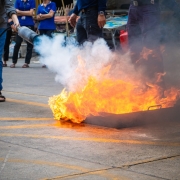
[127,4,161,51]
[0,28,7,91]
[3,28,12,61]
[12,26,34,64]
[76,9,103,45]
[127,4,164,88]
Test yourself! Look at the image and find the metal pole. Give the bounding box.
[61,0,69,37]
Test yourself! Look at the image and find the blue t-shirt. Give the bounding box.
[37,2,56,30]
[73,0,107,15]
[15,0,35,26]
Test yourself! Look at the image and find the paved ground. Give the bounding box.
[0,53,180,180]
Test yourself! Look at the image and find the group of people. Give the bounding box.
[69,0,180,94]
[1,0,180,102]
[3,0,57,68]
[0,0,56,101]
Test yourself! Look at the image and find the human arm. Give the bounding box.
[72,2,79,16]
[97,0,107,28]
[11,14,19,28]
[16,9,34,16]
[37,10,55,20]
[37,2,56,21]
[69,2,79,27]
[4,0,19,30]
[68,13,77,28]
[15,0,35,17]
[4,0,16,17]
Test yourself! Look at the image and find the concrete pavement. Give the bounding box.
[0,56,180,180]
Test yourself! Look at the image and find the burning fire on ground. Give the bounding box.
[49,55,179,124]
[35,36,179,123]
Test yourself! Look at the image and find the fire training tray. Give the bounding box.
[84,104,180,129]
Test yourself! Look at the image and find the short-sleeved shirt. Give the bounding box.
[37,2,56,30]
[15,0,35,26]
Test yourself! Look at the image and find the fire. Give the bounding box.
[49,75,179,123]
[48,45,179,123]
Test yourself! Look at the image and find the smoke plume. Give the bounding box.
[34,35,142,91]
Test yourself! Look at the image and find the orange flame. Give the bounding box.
[49,48,179,123]
[49,75,179,123]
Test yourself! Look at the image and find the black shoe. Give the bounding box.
[0,92,5,102]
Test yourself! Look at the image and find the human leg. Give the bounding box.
[142,4,161,49]
[39,30,46,36]
[24,41,33,65]
[76,15,88,45]
[3,29,12,66]
[141,4,165,88]
[23,26,34,67]
[127,5,143,64]
[38,29,54,68]
[11,33,23,67]
[0,28,7,101]
[85,9,103,42]
[45,30,54,38]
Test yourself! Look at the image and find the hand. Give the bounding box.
[37,14,41,19]
[11,14,20,32]
[8,19,12,23]
[68,13,77,28]
[36,29,39,34]
[12,23,20,32]
[76,16,80,22]
[98,14,106,28]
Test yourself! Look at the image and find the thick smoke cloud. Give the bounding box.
[34,35,143,92]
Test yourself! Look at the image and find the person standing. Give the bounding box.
[127,0,165,90]
[68,0,107,45]
[0,0,19,102]
[36,0,56,68]
[3,19,13,67]
[10,0,36,68]
[36,0,57,38]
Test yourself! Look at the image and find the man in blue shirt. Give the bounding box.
[10,0,35,68]
[68,0,107,44]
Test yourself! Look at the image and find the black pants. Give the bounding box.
[3,29,12,61]
[76,9,103,45]
[39,30,54,38]
[127,4,165,89]
[12,26,34,64]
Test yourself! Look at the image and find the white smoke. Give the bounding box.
[34,35,141,91]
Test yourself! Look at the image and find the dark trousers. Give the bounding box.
[127,4,165,88]
[12,26,34,64]
[0,29,6,91]
[76,9,103,45]
[3,28,12,61]
[39,30,54,38]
